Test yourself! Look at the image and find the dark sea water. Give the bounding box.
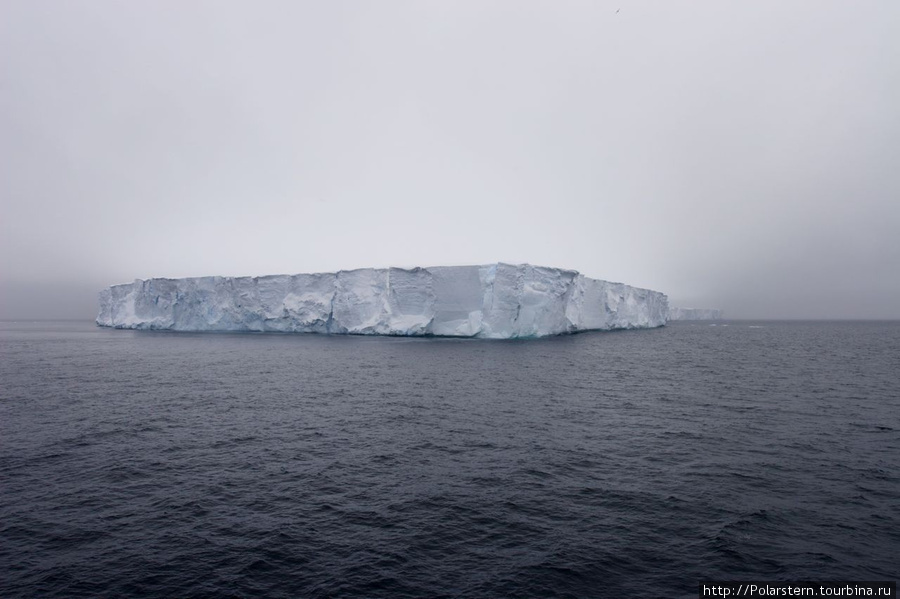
[1,320,898,598]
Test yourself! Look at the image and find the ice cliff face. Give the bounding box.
[667,307,724,321]
[97,264,668,338]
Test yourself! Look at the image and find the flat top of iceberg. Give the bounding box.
[109,263,636,288]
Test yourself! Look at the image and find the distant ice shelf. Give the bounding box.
[97,264,669,339]
[668,307,724,320]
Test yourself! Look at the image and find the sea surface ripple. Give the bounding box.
[1,320,898,597]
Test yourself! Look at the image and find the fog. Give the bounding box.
[2,1,898,319]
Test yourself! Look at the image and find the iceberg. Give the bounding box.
[96,264,669,338]
[667,307,724,321]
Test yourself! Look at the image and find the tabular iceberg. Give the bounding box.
[97,264,668,339]
[668,307,724,321]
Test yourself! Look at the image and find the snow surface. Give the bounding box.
[667,307,724,321]
[97,264,668,338]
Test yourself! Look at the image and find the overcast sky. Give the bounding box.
[2,1,898,319]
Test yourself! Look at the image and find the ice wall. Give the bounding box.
[97,264,668,338]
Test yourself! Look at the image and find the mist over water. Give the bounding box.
[2,1,900,319]
[2,321,897,597]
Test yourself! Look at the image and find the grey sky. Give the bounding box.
[2,1,898,319]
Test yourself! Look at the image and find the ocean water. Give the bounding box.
[1,320,898,598]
